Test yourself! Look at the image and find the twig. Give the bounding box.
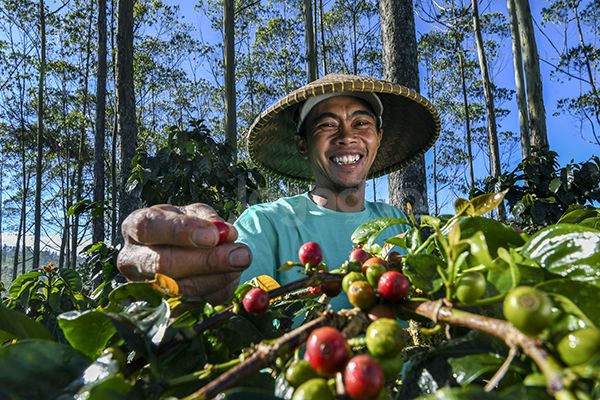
[186,310,351,400]
[485,346,517,391]
[401,300,573,399]
[192,273,343,333]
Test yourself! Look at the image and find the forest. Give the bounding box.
[0,0,599,399]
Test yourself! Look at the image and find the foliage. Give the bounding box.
[483,149,600,231]
[1,192,599,399]
[542,0,600,147]
[127,120,264,219]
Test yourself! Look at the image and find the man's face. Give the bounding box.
[298,95,383,191]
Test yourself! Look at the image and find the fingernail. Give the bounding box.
[192,228,216,247]
[229,247,251,268]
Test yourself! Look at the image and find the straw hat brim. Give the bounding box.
[247,74,441,182]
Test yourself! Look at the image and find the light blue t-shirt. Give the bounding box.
[234,192,408,309]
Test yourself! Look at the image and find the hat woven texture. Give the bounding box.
[247,73,441,182]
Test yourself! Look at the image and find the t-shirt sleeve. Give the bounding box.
[234,206,279,283]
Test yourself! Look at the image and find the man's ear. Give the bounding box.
[294,134,308,157]
[376,128,383,148]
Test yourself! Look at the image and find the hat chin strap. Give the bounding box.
[296,92,384,131]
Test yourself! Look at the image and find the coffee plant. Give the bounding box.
[127,120,264,220]
[1,191,599,399]
[483,149,600,232]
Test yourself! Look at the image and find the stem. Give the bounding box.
[192,272,342,333]
[484,346,517,391]
[400,300,573,398]
[168,358,241,387]
[186,311,348,400]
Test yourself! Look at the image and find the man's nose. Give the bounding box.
[335,123,357,144]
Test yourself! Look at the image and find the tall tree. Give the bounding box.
[472,0,505,219]
[513,0,548,150]
[380,0,429,216]
[303,0,317,82]
[33,0,46,270]
[506,0,530,160]
[94,0,107,243]
[224,0,236,161]
[116,0,137,232]
[72,0,95,268]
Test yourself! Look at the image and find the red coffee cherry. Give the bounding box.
[304,327,349,375]
[242,288,269,315]
[343,355,384,400]
[378,271,410,303]
[349,247,370,264]
[212,220,229,245]
[299,242,323,267]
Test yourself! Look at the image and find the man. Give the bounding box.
[117,74,440,307]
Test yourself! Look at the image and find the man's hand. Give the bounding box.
[117,203,252,304]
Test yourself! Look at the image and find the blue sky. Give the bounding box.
[166,0,598,209]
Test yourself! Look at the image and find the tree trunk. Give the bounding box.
[110,0,118,243]
[318,0,327,75]
[72,0,95,268]
[33,0,46,270]
[0,157,3,281]
[472,0,505,219]
[506,0,530,160]
[94,0,107,243]
[224,0,237,160]
[303,0,317,82]
[116,0,138,236]
[458,45,475,192]
[513,0,548,151]
[380,0,429,216]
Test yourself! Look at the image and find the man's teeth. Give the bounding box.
[332,155,361,165]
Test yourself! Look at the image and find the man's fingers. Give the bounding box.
[117,242,252,280]
[122,206,237,247]
[178,274,240,304]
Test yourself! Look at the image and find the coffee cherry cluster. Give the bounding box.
[342,247,411,312]
[288,318,408,399]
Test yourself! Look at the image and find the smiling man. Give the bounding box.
[117,74,440,305]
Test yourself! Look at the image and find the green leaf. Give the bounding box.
[537,279,600,328]
[351,217,409,246]
[399,331,507,398]
[557,208,600,224]
[499,385,553,399]
[8,271,43,299]
[417,386,502,399]
[106,282,164,312]
[470,190,508,217]
[463,231,493,267]
[56,268,83,293]
[486,258,519,294]
[0,302,53,340]
[76,376,133,400]
[384,236,408,248]
[522,224,600,286]
[218,387,284,400]
[0,340,90,399]
[404,254,445,294]
[548,178,561,193]
[420,215,441,228]
[455,198,475,217]
[58,310,116,359]
[447,354,517,385]
[458,217,525,258]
